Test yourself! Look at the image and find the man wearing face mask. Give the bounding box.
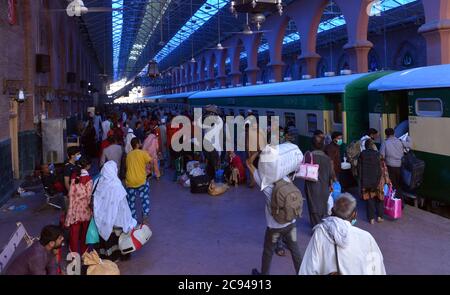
[324,131,343,182]
[5,225,64,275]
[299,193,386,275]
[64,147,82,193]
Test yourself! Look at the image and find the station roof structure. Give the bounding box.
[78,0,424,87]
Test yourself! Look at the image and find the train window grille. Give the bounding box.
[307,114,318,133]
[415,98,443,117]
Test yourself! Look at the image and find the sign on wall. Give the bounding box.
[8,0,17,25]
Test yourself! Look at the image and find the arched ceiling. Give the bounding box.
[75,0,424,85]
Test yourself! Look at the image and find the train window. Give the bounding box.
[333,100,343,124]
[307,114,318,133]
[267,111,275,126]
[285,113,296,128]
[416,98,443,117]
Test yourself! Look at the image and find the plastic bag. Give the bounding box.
[86,218,100,245]
[327,193,334,216]
[258,143,303,190]
[331,181,341,200]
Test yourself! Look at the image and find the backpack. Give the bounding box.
[345,140,361,177]
[271,180,303,224]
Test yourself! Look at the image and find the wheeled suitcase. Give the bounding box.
[401,152,425,191]
[190,175,210,194]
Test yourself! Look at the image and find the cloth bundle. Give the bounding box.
[82,250,120,275]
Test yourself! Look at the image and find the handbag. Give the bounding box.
[296,151,319,182]
[384,188,402,219]
[86,179,100,244]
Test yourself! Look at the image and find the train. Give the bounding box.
[143,64,450,204]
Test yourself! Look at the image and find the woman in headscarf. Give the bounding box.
[142,128,160,180]
[93,161,137,261]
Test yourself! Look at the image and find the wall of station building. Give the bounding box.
[0,0,103,200]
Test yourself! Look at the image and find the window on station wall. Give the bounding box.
[307,113,318,133]
[416,98,443,117]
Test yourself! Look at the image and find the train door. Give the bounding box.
[383,91,409,139]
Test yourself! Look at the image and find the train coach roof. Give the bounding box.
[189,73,370,99]
[164,91,199,99]
[369,64,450,92]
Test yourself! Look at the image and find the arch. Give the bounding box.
[419,0,449,65]
[393,41,419,70]
[316,57,329,77]
[368,48,381,72]
[337,53,350,72]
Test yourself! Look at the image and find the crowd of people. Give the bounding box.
[4,103,414,275]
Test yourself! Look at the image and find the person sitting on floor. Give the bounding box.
[299,193,386,275]
[5,225,64,275]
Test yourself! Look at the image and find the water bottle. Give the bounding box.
[49,163,55,174]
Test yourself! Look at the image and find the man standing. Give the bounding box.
[134,121,145,143]
[125,127,137,154]
[380,128,411,192]
[246,152,302,275]
[100,136,123,173]
[102,116,112,141]
[324,131,343,181]
[361,128,379,152]
[5,225,64,275]
[305,136,334,228]
[64,147,81,193]
[299,193,386,275]
[126,138,151,222]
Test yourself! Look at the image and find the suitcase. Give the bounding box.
[401,151,425,191]
[190,175,210,194]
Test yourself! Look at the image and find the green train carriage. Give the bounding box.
[143,92,196,111]
[368,64,450,204]
[188,72,390,151]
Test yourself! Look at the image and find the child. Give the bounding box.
[65,157,93,255]
[227,151,246,186]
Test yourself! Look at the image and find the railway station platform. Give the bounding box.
[1,169,450,275]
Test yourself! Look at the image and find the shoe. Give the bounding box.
[370,219,375,224]
[251,268,261,275]
[377,217,384,223]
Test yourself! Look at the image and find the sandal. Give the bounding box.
[275,248,286,257]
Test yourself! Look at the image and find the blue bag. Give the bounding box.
[86,218,100,245]
[215,169,225,183]
[332,181,342,200]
